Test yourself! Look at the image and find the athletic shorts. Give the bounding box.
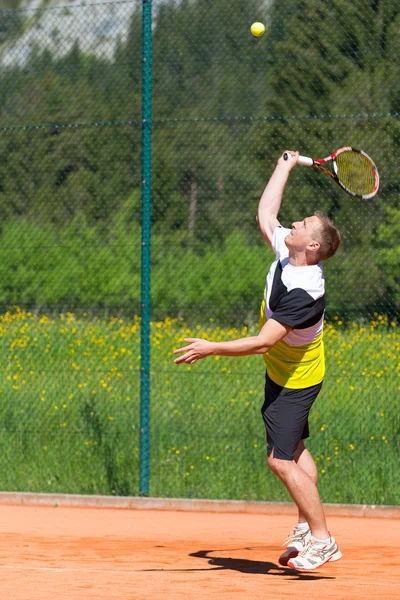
[260,371,323,461]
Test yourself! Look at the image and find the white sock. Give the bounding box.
[297,522,309,530]
[312,535,331,545]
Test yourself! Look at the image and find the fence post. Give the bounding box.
[140,0,153,497]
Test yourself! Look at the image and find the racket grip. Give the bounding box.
[297,155,314,166]
[283,152,314,167]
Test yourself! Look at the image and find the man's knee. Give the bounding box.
[267,451,291,478]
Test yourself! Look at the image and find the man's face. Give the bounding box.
[285,215,321,252]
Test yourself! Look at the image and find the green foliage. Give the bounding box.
[0,214,141,310]
[0,216,391,321]
[0,5,23,43]
[376,205,400,313]
[0,0,398,319]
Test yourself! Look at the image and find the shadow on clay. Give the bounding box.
[142,547,335,581]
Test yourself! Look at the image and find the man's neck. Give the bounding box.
[288,252,318,267]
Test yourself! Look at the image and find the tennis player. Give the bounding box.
[174,151,342,571]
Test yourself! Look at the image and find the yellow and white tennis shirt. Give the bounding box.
[260,226,325,389]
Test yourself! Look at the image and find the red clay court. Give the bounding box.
[0,495,399,600]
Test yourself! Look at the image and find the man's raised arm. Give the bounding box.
[257,151,298,248]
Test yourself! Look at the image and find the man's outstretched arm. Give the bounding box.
[257,151,298,248]
[174,318,292,365]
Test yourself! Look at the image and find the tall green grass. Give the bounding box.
[0,309,398,504]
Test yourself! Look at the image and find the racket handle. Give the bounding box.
[283,152,314,167]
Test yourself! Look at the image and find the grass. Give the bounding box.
[0,308,398,504]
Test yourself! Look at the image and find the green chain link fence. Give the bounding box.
[0,0,399,504]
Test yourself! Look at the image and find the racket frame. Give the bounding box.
[285,147,380,200]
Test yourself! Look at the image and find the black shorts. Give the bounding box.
[261,371,323,461]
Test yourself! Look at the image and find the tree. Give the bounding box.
[256,0,400,317]
[0,39,142,229]
[149,0,270,243]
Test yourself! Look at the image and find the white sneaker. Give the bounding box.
[288,536,342,571]
[278,526,311,566]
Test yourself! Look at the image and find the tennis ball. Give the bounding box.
[251,22,265,37]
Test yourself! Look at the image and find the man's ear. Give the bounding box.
[307,240,321,253]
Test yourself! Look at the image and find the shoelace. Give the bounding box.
[282,528,307,547]
[298,539,328,558]
[282,528,298,547]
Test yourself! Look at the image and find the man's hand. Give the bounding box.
[278,150,299,171]
[174,338,214,364]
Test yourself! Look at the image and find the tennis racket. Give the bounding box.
[283,146,379,199]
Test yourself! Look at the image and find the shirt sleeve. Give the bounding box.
[270,288,325,330]
[272,226,291,260]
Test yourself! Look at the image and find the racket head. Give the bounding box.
[330,147,379,199]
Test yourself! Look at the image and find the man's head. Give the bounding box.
[285,212,341,263]
[313,211,342,260]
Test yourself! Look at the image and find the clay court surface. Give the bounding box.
[0,502,399,600]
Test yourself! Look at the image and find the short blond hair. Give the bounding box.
[314,211,341,260]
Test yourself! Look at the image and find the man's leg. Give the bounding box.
[261,374,339,565]
[267,447,329,540]
[293,441,318,524]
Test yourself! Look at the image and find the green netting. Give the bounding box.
[0,0,399,505]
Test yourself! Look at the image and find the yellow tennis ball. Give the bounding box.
[251,22,265,37]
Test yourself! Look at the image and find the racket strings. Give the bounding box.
[335,152,377,196]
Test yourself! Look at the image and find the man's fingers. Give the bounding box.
[174,353,194,365]
[281,150,299,168]
[174,338,201,354]
[174,352,189,363]
[174,346,190,354]
[174,337,207,365]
